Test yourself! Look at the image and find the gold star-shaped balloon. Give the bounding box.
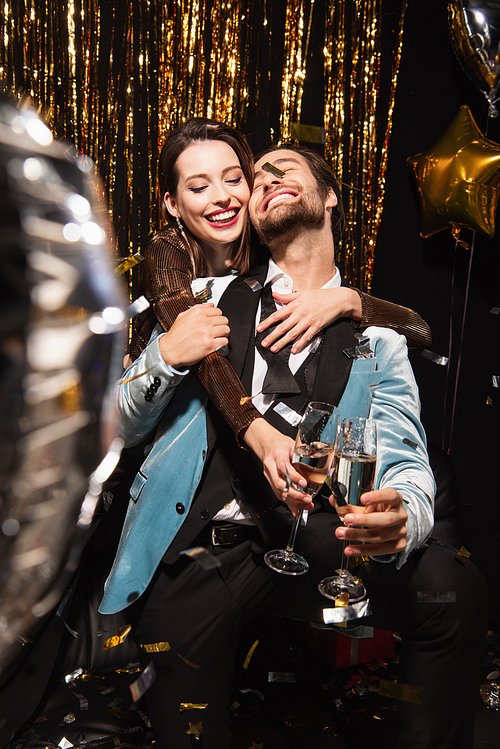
[407,105,500,238]
[186,720,207,738]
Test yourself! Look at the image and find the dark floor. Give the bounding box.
[3,618,499,749]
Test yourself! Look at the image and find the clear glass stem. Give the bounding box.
[285,509,303,552]
[339,538,349,576]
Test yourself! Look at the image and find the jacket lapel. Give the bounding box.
[312,319,358,406]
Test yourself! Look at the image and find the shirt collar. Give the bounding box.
[265,258,341,291]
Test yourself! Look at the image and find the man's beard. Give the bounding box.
[252,187,326,245]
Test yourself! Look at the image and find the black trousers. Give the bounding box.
[130,513,488,749]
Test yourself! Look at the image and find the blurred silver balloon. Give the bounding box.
[0,97,127,670]
[448,0,500,115]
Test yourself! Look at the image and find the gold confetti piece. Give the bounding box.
[379,678,423,704]
[181,546,205,557]
[486,396,493,406]
[321,725,338,736]
[186,720,207,738]
[350,555,371,566]
[121,366,155,385]
[180,703,208,712]
[103,625,131,651]
[291,122,326,144]
[179,546,221,570]
[115,665,141,674]
[137,710,151,726]
[34,715,48,724]
[456,546,471,563]
[140,641,171,653]
[116,253,143,274]
[243,639,259,670]
[262,161,285,178]
[113,739,120,746]
[240,384,272,405]
[176,653,201,669]
[335,592,350,607]
[249,743,263,749]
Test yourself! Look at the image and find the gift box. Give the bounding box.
[305,624,395,670]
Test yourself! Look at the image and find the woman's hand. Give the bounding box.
[333,488,408,557]
[243,418,312,513]
[159,303,230,369]
[256,288,362,354]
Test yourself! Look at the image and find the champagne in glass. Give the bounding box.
[264,402,340,576]
[331,450,376,519]
[318,417,376,603]
[293,441,337,498]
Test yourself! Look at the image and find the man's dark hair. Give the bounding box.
[255,144,345,247]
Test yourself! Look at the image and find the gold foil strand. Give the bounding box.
[324,0,406,291]
[0,1,406,298]
[280,0,307,143]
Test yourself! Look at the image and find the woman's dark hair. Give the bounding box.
[255,143,345,247]
[159,117,254,276]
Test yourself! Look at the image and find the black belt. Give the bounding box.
[210,522,256,547]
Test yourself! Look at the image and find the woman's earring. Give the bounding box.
[175,214,190,246]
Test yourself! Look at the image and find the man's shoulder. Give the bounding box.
[361,325,410,369]
[362,325,403,344]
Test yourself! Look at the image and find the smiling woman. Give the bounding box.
[163,140,250,275]
[129,118,264,444]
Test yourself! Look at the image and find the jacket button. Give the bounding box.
[202,450,207,459]
[176,503,185,515]
[200,510,209,520]
[154,377,161,387]
[233,478,241,487]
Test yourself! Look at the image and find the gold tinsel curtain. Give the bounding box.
[0,0,407,292]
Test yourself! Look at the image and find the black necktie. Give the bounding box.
[254,283,300,395]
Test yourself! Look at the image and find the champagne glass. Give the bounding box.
[264,402,340,576]
[318,417,376,603]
